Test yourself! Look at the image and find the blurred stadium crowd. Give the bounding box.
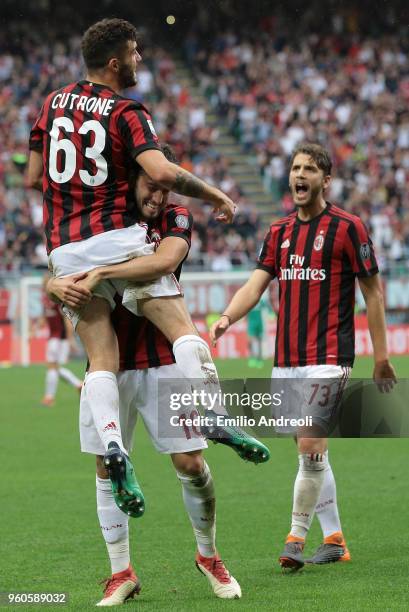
[185,8,409,273]
[1,3,408,273]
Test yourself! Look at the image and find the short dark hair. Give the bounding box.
[81,18,138,70]
[290,143,332,175]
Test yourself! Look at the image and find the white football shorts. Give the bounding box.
[271,364,351,435]
[49,224,181,329]
[80,363,208,455]
[46,338,70,365]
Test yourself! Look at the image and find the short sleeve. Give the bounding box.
[256,226,278,277]
[118,104,160,158]
[345,219,378,277]
[161,206,193,246]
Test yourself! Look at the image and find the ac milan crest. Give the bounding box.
[313,233,324,251]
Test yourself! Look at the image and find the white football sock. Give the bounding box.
[85,371,124,451]
[96,477,130,575]
[172,335,227,415]
[45,368,59,398]
[177,462,216,558]
[290,452,326,540]
[59,367,82,388]
[315,451,342,538]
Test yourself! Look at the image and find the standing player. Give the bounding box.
[48,159,242,605]
[27,18,241,517]
[210,143,397,568]
[41,279,82,407]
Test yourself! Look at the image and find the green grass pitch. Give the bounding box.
[1,356,409,611]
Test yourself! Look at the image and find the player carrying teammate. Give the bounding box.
[210,143,397,568]
[41,276,82,406]
[48,147,242,605]
[27,19,267,518]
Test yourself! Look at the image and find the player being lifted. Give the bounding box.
[210,143,396,568]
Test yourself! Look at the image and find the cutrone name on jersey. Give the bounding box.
[51,92,115,115]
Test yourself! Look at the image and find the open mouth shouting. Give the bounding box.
[293,182,310,201]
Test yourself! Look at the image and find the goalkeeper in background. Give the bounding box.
[247,295,271,369]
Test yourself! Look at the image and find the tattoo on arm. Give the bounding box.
[174,169,208,198]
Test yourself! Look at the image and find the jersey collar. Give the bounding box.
[295,201,331,225]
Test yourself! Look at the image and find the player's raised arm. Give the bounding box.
[209,269,272,346]
[136,149,236,223]
[358,274,397,392]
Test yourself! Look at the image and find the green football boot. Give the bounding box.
[202,410,270,464]
[103,443,145,518]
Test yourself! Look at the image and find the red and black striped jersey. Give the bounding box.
[29,80,160,254]
[43,294,66,339]
[111,203,193,370]
[257,202,378,367]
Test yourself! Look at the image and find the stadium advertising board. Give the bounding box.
[2,282,409,363]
